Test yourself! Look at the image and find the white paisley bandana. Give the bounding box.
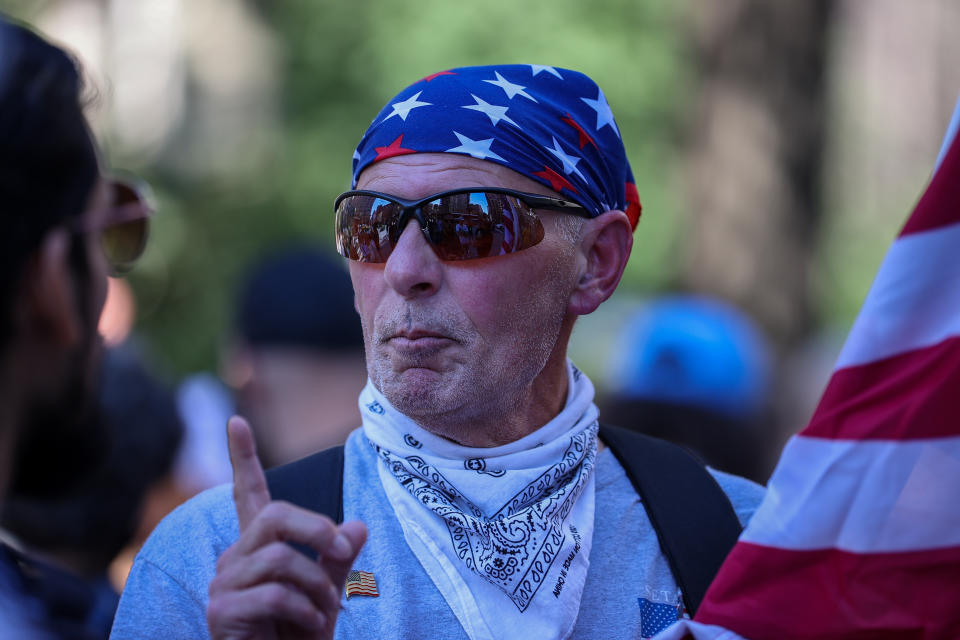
[361,361,599,640]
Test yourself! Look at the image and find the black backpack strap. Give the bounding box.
[266,445,345,522]
[265,445,345,559]
[266,445,343,558]
[598,423,742,616]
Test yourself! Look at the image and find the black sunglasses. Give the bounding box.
[71,177,153,275]
[334,187,589,262]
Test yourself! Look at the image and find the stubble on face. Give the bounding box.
[358,228,579,446]
[351,154,585,446]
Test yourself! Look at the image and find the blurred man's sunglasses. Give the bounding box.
[72,177,153,275]
[334,188,589,263]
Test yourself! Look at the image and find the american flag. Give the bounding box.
[639,598,682,639]
[656,97,960,639]
[345,570,379,599]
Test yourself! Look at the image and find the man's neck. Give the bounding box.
[417,356,571,448]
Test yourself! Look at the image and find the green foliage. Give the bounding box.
[150,0,692,375]
[0,0,51,22]
[3,0,694,375]
[270,0,694,287]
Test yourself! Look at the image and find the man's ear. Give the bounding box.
[568,210,633,316]
[17,229,83,348]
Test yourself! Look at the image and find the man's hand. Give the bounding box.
[207,416,367,640]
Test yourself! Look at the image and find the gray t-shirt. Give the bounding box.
[110,429,764,639]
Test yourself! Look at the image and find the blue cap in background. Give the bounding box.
[605,295,772,418]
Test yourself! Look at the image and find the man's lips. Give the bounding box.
[386,330,455,351]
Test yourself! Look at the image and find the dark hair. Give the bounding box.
[0,18,99,350]
[1,345,184,570]
[236,246,364,352]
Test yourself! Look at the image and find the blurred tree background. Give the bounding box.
[2,0,959,434]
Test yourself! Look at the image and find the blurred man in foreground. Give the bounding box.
[0,16,151,637]
[2,346,182,638]
[113,65,764,640]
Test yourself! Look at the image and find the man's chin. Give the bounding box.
[376,368,452,413]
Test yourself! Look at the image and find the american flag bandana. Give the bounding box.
[352,64,642,229]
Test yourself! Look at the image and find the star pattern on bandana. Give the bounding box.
[447,132,506,162]
[625,181,642,226]
[561,113,597,150]
[533,166,577,194]
[484,71,538,102]
[375,135,417,162]
[530,65,563,79]
[423,70,457,82]
[545,137,585,181]
[384,91,431,122]
[354,65,640,227]
[581,87,620,138]
[463,94,519,127]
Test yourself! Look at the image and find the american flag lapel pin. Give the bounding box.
[345,570,379,598]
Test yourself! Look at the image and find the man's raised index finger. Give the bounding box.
[227,415,271,531]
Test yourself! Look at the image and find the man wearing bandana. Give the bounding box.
[112,65,764,640]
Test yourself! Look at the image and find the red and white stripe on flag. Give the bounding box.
[656,100,960,640]
[345,570,379,598]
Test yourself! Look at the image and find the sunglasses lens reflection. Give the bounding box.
[336,196,402,262]
[335,192,545,263]
[100,178,152,273]
[101,218,149,273]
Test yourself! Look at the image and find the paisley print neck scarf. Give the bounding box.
[361,361,599,640]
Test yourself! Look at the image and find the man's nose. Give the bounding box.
[383,220,443,298]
